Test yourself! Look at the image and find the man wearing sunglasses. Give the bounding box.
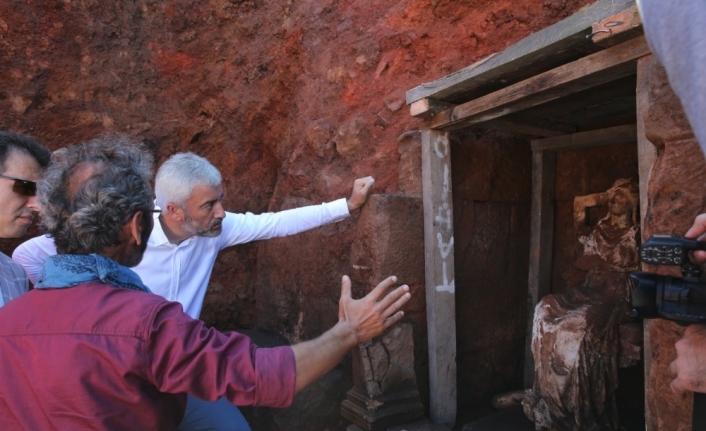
[0,136,410,431]
[12,147,374,430]
[0,132,50,308]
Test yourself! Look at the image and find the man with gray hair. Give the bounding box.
[0,132,50,308]
[13,150,374,429]
[0,136,410,430]
[15,152,374,317]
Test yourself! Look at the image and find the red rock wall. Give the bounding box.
[0,0,597,428]
[1,0,594,329]
[641,61,706,431]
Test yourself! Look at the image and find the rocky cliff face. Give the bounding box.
[1,0,593,329]
[0,0,595,428]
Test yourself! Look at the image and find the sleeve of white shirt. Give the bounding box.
[12,235,58,285]
[218,198,350,249]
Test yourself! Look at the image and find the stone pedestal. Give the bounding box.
[341,194,427,430]
[341,324,425,431]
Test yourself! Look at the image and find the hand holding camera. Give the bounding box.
[630,215,706,427]
[630,235,706,323]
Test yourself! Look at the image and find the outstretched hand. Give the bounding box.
[347,176,375,212]
[685,214,706,263]
[338,275,410,344]
[669,324,706,395]
[290,275,411,394]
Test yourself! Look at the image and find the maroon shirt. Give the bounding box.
[0,282,296,431]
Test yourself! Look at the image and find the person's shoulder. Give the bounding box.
[14,234,56,254]
[0,252,26,275]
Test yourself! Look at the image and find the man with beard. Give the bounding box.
[0,132,50,308]
[13,151,375,430]
[15,152,374,317]
[0,136,411,431]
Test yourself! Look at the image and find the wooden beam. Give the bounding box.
[530,123,637,151]
[422,35,649,131]
[480,114,578,137]
[590,5,643,48]
[421,130,457,427]
[524,150,556,388]
[517,74,637,124]
[410,98,457,119]
[406,0,636,105]
[637,54,659,431]
[636,55,657,235]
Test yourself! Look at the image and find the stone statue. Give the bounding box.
[524,178,639,431]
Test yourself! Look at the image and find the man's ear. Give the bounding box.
[128,211,144,245]
[165,202,185,222]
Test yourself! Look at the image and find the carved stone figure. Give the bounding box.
[524,178,639,431]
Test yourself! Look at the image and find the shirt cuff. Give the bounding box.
[254,346,297,408]
[326,198,350,222]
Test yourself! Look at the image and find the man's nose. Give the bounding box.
[26,195,41,212]
[214,201,226,219]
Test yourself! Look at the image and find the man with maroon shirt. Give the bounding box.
[0,135,410,430]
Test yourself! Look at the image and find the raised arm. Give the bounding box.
[291,275,410,393]
[218,176,376,249]
[573,192,608,227]
[347,176,375,212]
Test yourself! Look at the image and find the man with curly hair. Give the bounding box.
[0,136,410,430]
[14,142,374,430]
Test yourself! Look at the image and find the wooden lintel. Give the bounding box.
[480,115,578,138]
[590,5,643,48]
[530,123,637,151]
[405,0,636,105]
[422,35,649,132]
[410,98,457,119]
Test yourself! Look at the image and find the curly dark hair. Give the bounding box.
[38,135,154,255]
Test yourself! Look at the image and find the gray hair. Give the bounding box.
[154,152,221,210]
[38,135,154,254]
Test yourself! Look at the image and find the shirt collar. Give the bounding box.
[149,213,171,247]
[149,213,198,247]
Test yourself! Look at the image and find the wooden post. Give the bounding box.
[523,150,556,388]
[636,54,659,431]
[421,129,457,426]
[636,55,656,235]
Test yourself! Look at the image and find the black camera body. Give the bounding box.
[630,235,706,324]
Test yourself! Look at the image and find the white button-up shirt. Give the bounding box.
[12,198,349,318]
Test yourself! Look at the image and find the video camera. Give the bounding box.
[630,235,706,324]
[629,235,706,428]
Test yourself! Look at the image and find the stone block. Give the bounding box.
[344,324,424,431]
[353,324,418,396]
[348,193,429,409]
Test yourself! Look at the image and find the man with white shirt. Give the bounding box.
[0,132,50,308]
[13,151,374,431]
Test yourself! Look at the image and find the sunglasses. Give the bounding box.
[0,174,37,197]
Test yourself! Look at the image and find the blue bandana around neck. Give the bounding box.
[35,254,151,293]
